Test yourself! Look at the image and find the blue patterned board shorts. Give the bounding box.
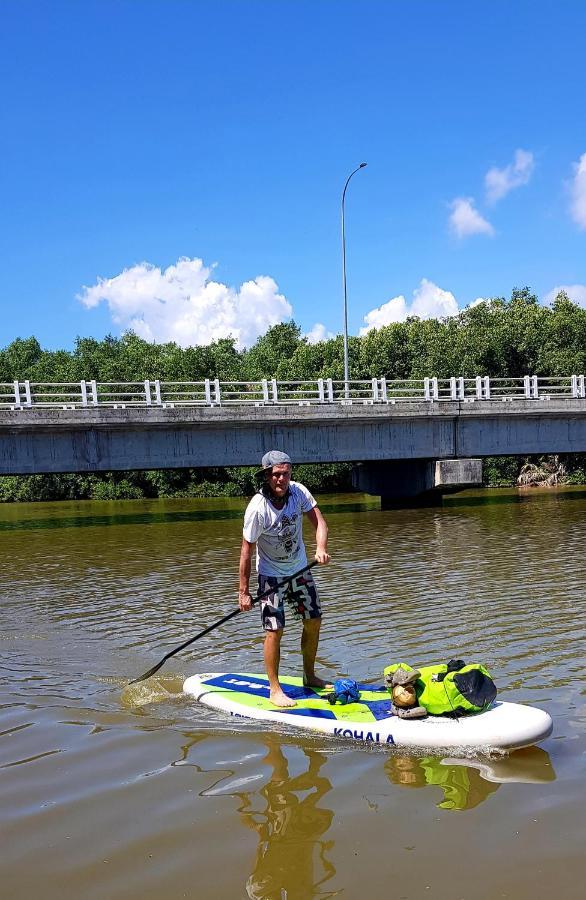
[258,570,321,632]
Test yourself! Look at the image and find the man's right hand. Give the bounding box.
[238,590,253,611]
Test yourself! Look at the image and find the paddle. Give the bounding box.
[129,560,319,684]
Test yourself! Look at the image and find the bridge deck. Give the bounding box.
[1,399,586,474]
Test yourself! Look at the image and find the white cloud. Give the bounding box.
[448,197,494,238]
[78,257,292,349]
[305,323,334,344]
[485,149,535,204]
[361,295,409,332]
[360,279,459,334]
[468,297,487,308]
[569,152,586,229]
[544,284,586,307]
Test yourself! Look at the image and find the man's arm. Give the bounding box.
[304,506,330,564]
[238,538,255,610]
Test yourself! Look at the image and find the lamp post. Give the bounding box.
[341,162,367,398]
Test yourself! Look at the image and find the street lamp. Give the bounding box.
[341,162,367,398]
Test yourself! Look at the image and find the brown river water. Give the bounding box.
[1,488,584,899]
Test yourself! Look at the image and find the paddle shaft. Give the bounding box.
[130,560,319,684]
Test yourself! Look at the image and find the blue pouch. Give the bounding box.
[328,678,361,705]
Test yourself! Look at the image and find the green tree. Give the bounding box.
[540,291,586,374]
[243,322,304,379]
[0,337,43,380]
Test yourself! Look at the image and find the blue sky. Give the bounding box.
[1,0,585,350]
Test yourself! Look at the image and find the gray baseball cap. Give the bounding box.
[255,450,292,477]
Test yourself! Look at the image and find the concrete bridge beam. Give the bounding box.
[352,458,483,508]
[1,399,586,476]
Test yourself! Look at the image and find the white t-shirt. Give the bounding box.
[242,481,317,577]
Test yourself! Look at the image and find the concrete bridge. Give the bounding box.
[2,378,586,503]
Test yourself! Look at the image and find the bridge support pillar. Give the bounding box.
[351,459,482,508]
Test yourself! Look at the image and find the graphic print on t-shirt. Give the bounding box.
[277,513,298,555]
[242,482,317,577]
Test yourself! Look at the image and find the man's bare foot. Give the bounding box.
[270,689,297,708]
[303,675,333,690]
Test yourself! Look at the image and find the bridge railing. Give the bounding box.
[158,382,208,405]
[380,378,427,401]
[1,375,585,409]
[218,381,274,404]
[93,382,155,406]
[535,376,580,398]
[330,379,379,402]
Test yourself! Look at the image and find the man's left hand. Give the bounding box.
[314,550,330,565]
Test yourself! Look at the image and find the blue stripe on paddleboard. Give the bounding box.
[202,673,317,701]
[268,706,337,720]
[203,673,270,696]
[363,699,394,721]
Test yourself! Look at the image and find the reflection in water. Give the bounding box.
[386,755,499,810]
[179,733,338,898]
[182,733,556,900]
[0,497,377,533]
[238,738,337,900]
[443,746,557,785]
[385,746,555,811]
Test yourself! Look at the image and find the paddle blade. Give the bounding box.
[128,659,166,685]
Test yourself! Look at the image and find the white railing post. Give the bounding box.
[579,375,586,399]
[261,379,269,403]
[431,377,439,401]
[144,380,152,406]
[13,380,21,408]
[89,380,98,406]
[523,375,531,398]
[154,379,162,405]
[271,378,278,402]
[450,377,457,400]
[371,377,378,401]
[80,380,88,407]
[458,376,465,399]
[475,376,483,399]
[424,377,430,401]
[380,376,388,403]
[531,375,538,399]
[24,380,32,407]
[326,378,334,402]
[317,378,325,402]
[213,378,221,404]
[483,376,490,399]
[204,378,212,404]
[571,375,578,398]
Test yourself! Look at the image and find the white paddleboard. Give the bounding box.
[183,672,553,751]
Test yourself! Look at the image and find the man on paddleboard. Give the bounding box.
[238,450,331,707]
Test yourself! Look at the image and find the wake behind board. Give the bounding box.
[183,673,553,751]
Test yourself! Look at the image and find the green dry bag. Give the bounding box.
[383,660,497,717]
